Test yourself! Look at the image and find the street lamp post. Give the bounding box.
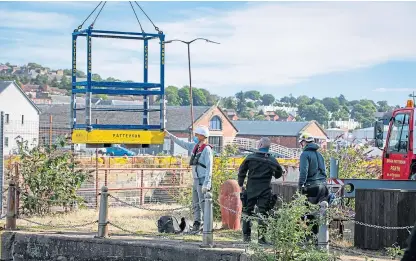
[165,38,220,141]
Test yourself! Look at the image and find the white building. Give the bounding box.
[258,105,298,116]
[328,119,361,130]
[0,81,40,155]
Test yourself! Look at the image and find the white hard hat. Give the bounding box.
[194,126,210,138]
[298,132,314,143]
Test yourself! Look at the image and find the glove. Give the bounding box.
[202,186,208,194]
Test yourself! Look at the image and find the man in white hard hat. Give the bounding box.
[165,126,213,232]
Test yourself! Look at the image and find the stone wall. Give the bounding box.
[1,232,249,261]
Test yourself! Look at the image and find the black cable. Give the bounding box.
[91,1,107,27]
[77,1,103,30]
[129,1,145,34]
[134,1,162,33]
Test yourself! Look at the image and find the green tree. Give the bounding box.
[246,101,255,108]
[351,100,377,128]
[50,78,59,87]
[60,76,71,90]
[192,88,207,106]
[331,107,350,121]
[200,88,218,105]
[254,114,266,121]
[20,76,30,85]
[178,86,190,106]
[261,94,275,106]
[106,77,120,82]
[276,109,289,118]
[27,62,42,69]
[244,90,261,100]
[235,91,247,114]
[376,100,391,112]
[280,94,296,106]
[221,97,237,110]
[322,97,340,112]
[15,137,92,215]
[338,94,347,106]
[92,74,102,81]
[296,95,311,106]
[165,86,180,106]
[34,74,48,85]
[298,102,330,125]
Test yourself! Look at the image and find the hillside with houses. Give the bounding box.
[0,62,398,139]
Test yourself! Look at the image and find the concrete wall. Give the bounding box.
[1,232,248,261]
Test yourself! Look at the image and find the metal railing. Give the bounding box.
[232,137,301,158]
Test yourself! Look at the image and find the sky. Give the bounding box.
[1,1,416,106]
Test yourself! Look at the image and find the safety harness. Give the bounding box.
[190,144,213,183]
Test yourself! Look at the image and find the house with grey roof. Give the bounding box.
[0,81,41,155]
[37,104,238,155]
[233,120,328,149]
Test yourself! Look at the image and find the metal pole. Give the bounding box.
[5,181,16,230]
[143,39,149,127]
[95,119,99,209]
[71,33,77,154]
[202,192,213,246]
[317,201,329,251]
[96,186,109,238]
[160,35,166,130]
[330,157,339,179]
[0,111,4,215]
[187,43,194,142]
[86,27,92,131]
[49,115,53,148]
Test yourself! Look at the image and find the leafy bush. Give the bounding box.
[16,137,92,215]
[322,145,381,180]
[250,193,339,261]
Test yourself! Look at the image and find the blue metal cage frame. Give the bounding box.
[71,26,166,131]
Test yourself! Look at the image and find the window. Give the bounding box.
[387,113,409,153]
[209,136,223,153]
[21,115,24,125]
[5,137,9,147]
[209,116,222,130]
[5,114,9,124]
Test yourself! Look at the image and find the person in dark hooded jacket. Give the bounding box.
[298,132,328,202]
[298,133,329,236]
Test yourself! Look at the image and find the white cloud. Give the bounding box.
[0,10,75,30]
[373,88,416,93]
[2,2,416,97]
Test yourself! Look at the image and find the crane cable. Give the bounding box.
[76,1,103,30]
[134,1,163,34]
[129,1,145,34]
[90,1,107,28]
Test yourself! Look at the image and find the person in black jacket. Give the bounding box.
[238,137,283,244]
[401,221,416,261]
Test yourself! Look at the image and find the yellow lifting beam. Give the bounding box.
[71,129,165,145]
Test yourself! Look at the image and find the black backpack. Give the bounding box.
[157,216,186,234]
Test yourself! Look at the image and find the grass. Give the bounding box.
[0,207,397,260]
[0,206,240,243]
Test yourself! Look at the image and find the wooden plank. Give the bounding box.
[355,189,416,250]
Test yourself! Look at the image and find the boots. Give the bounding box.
[192,221,202,232]
[242,219,252,243]
[243,234,251,242]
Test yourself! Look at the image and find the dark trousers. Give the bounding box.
[241,191,271,239]
[301,184,329,235]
